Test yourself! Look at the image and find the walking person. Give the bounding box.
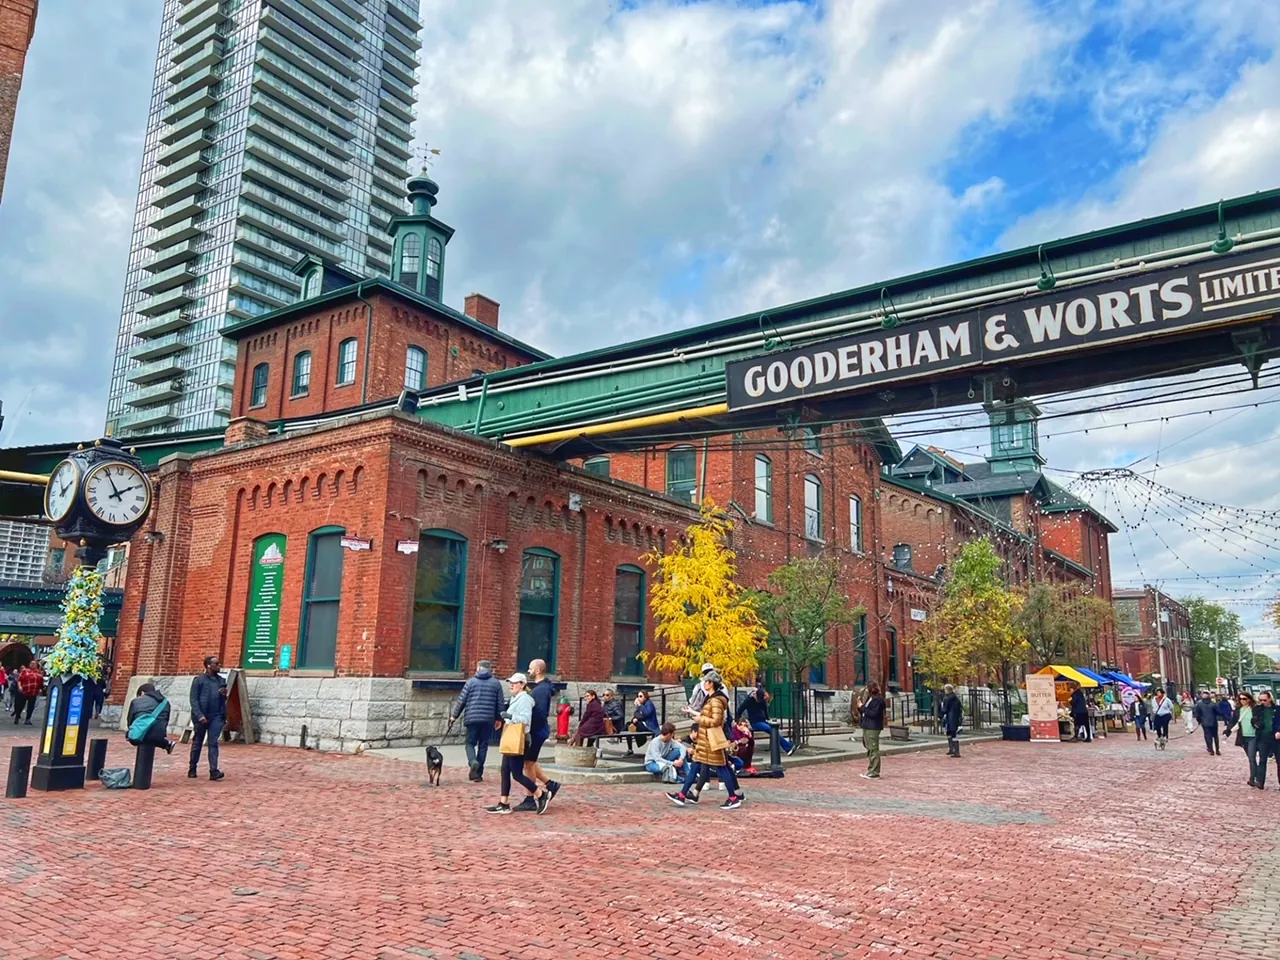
[1150,688,1174,749]
[1129,692,1149,740]
[940,684,963,758]
[485,673,548,815]
[516,658,561,811]
[666,672,744,809]
[683,663,717,718]
[1070,685,1091,742]
[858,682,886,779]
[189,655,228,780]
[449,659,505,783]
[1192,689,1222,756]
[1251,690,1280,790]
[1225,692,1258,787]
[736,679,798,756]
[13,661,42,725]
[126,683,175,754]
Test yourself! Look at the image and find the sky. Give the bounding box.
[1,0,1279,658]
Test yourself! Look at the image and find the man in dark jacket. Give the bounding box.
[1251,690,1280,789]
[858,683,886,780]
[1215,694,1234,727]
[127,683,174,754]
[1192,689,1222,755]
[450,660,504,782]
[736,681,797,755]
[940,684,964,757]
[1070,686,1091,742]
[189,656,228,780]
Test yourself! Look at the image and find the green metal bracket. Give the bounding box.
[472,376,490,434]
[1212,200,1235,254]
[1036,244,1056,291]
[1231,329,1267,388]
[879,288,900,329]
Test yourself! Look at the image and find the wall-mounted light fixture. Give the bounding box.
[488,538,508,554]
[143,531,165,544]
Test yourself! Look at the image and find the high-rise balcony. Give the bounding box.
[165,63,220,104]
[118,402,182,430]
[375,129,413,162]
[255,48,356,117]
[374,144,410,178]
[127,355,188,386]
[379,67,416,106]
[157,127,215,166]
[134,308,195,338]
[369,207,390,231]
[371,163,405,196]
[386,0,423,31]
[236,225,306,264]
[128,334,188,364]
[175,0,222,27]
[173,3,227,46]
[381,52,416,88]
[238,202,345,259]
[383,31,420,70]
[229,271,293,307]
[159,106,216,145]
[251,70,356,139]
[383,12,420,51]
[168,39,225,85]
[291,0,364,41]
[170,21,222,63]
[370,185,405,217]
[164,85,220,125]
[380,93,415,126]
[244,133,352,196]
[232,248,304,289]
[242,156,348,220]
[378,111,413,144]
[366,231,393,253]
[146,217,204,251]
[260,4,359,72]
[153,150,211,186]
[142,241,200,275]
[138,262,199,296]
[137,286,195,317]
[258,25,358,93]
[152,173,209,209]
[250,95,352,158]
[246,113,351,178]
[240,181,346,241]
[149,196,205,232]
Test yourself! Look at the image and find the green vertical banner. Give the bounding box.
[244,533,287,669]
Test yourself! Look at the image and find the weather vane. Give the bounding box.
[416,143,442,173]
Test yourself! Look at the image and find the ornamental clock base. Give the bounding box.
[30,676,91,792]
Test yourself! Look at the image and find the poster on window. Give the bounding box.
[244,534,287,669]
[1025,673,1060,742]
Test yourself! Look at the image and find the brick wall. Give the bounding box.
[0,0,37,203]
[232,290,539,420]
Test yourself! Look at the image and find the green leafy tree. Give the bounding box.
[1016,583,1112,668]
[1182,598,1246,686]
[749,557,863,743]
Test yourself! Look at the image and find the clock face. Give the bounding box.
[44,459,79,523]
[84,462,152,527]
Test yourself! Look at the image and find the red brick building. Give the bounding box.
[0,0,37,203]
[1113,587,1193,694]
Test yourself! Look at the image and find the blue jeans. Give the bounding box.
[465,722,492,776]
[679,760,741,797]
[751,721,792,753]
[189,716,224,773]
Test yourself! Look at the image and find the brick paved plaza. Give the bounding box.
[0,731,1275,960]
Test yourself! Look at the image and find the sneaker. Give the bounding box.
[485,803,512,815]
[860,773,880,780]
[210,770,225,782]
[536,791,550,815]
[665,792,686,806]
[785,744,799,757]
[546,780,561,804]
[188,769,198,779]
[685,790,700,804]
[513,797,538,813]
[720,795,743,810]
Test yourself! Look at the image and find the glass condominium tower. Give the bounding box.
[106,0,422,436]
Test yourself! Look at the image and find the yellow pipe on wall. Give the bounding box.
[504,402,729,448]
[0,469,49,485]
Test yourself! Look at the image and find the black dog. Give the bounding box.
[425,745,444,787]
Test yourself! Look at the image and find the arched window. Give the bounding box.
[613,565,646,676]
[754,455,772,522]
[291,351,311,397]
[303,269,321,300]
[250,363,269,408]
[336,338,357,385]
[411,530,467,671]
[854,613,868,685]
[425,237,443,300]
[887,625,899,683]
[299,526,344,669]
[849,494,863,553]
[893,543,913,571]
[404,345,427,390]
[517,548,560,671]
[803,426,823,456]
[804,474,822,540]
[666,446,697,503]
[400,233,421,281]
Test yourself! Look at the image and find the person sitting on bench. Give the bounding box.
[644,722,687,782]
[736,680,798,756]
[573,690,607,746]
[126,683,175,754]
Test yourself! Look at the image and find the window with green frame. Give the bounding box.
[666,446,696,503]
[612,565,646,676]
[299,526,344,669]
[802,426,823,455]
[887,625,899,683]
[854,613,868,685]
[584,457,611,477]
[411,529,467,671]
[517,548,559,671]
[809,644,827,685]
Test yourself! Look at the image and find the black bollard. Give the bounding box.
[5,746,32,799]
[86,738,109,780]
[300,723,309,748]
[769,720,785,777]
[133,743,156,790]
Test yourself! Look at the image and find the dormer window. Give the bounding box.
[425,237,442,299]
[400,234,421,290]
[303,269,321,300]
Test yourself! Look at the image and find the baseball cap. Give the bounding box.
[701,663,715,674]
[507,672,528,684]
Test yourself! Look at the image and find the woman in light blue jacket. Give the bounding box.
[486,673,549,815]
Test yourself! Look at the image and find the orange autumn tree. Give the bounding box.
[639,501,766,686]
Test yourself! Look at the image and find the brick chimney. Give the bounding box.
[224,417,272,447]
[464,293,500,329]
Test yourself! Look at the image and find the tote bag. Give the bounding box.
[499,722,527,756]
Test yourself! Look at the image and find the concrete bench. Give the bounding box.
[888,725,911,742]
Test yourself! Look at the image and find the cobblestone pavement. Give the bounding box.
[0,729,1275,960]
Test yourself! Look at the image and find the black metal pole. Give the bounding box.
[86,738,109,780]
[768,720,784,777]
[5,746,32,799]
[133,744,156,790]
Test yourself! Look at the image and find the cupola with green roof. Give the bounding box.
[985,398,1045,474]
[389,172,455,302]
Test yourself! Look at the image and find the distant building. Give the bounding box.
[0,0,38,202]
[1113,587,1193,694]
[0,517,49,582]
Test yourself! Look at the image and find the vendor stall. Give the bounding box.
[1033,666,1097,740]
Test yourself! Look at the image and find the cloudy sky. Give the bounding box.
[2,0,1279,656]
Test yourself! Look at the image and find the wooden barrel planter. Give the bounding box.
[554,743,598,768]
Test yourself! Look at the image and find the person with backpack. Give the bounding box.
[1129,692,1150,741]
[449,659,506,783]
[126,683,175,754]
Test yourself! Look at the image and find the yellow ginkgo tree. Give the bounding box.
[639,501,766,687]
